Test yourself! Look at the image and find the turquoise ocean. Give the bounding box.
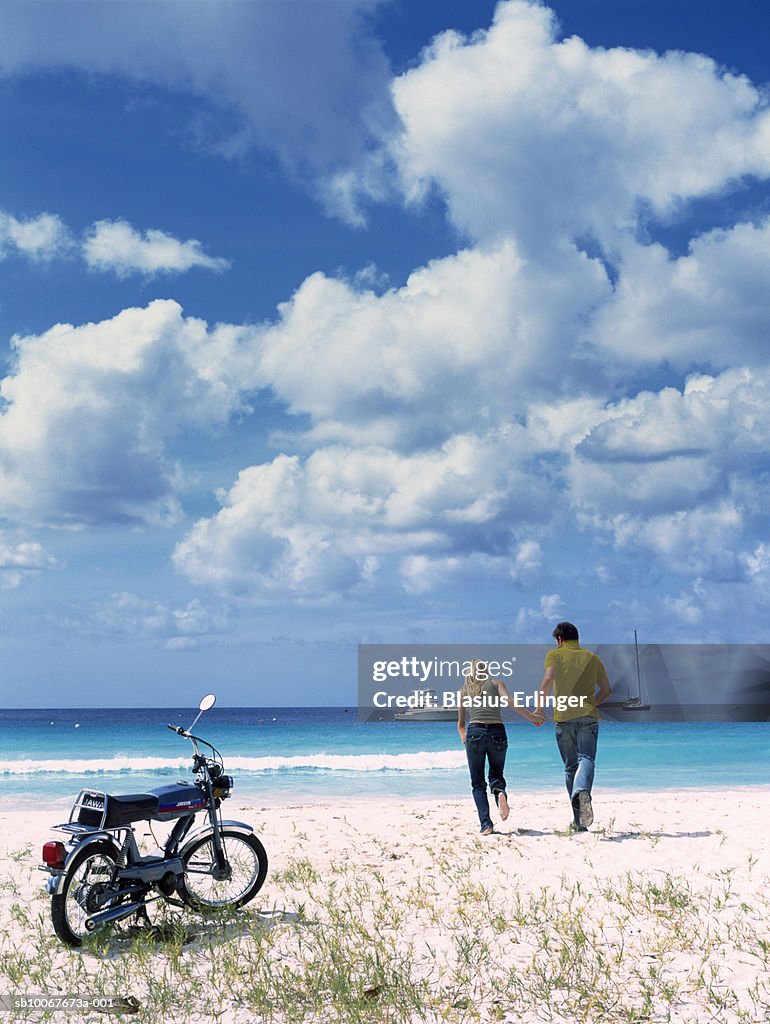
[1,707,768,811]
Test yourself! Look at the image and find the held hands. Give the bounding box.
[530,709,546,727]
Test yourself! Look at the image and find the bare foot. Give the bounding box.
[498,792,510,822]
[481,826,494,835]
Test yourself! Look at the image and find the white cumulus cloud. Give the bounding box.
[0,534,60,588]
[593,219,770,368]
[0,210,71,261]
[82,219,230,277]
[1,208,230,276]
[173,438,549,597]
[0,300,261,526]
[561,368,770,546]
[400,542,542,595]
[82,592,235,649]
[378,1,770,252]
[515,594,564,638]
[256,241,611,447]
[600,503,744,579]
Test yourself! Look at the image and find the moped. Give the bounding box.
[41,694,267,947]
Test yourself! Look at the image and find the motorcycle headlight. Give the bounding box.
[213,775,233,799]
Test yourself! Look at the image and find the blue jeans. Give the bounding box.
[554,716,599,825]
[465,723,507,831]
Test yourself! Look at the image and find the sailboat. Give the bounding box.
[623,630,651,710]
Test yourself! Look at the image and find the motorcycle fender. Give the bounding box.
[46,834,120,897]
[179,819,254,851]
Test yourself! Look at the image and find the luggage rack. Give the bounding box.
[52,821,110,836]
[68,789,108,829]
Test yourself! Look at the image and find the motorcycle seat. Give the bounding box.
[103,794,159,828]
[105,785,205,827]
[74,785,206,829]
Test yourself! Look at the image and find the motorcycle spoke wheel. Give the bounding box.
[51,844,119,947]
[179,830,267,909]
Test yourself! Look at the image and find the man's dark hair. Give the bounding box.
[552,621,579,642]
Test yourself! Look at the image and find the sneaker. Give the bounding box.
[497,791,510,822]
[577,790,594,828]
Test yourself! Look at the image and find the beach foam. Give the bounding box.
[0,750,467,776]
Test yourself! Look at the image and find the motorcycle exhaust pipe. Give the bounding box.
[85,901,145,932]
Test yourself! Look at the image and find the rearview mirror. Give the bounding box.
[199,694,216,712]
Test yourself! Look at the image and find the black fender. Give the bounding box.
[46,834,121,896]
[177,819,254,857]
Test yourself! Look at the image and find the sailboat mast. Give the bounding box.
[634,629,641,700]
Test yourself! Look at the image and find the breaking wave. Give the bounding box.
[1,750,466,776]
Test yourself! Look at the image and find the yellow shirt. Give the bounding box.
[544,641,606,722]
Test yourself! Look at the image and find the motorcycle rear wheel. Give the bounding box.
[178,830,267,909]
[51,842,120,947]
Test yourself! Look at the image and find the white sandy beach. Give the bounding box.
[1,787,769,1023]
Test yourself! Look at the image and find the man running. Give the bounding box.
[534,622,612,832]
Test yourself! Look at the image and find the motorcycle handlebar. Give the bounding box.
[167,723,218,763]
[166,723,222,772]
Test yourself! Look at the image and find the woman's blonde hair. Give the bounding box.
[462,659,489,698]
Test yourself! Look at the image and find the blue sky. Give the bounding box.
[1,0,770,707]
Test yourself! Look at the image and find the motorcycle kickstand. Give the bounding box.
[129,899,168,939]
[133,898,187,941]
[132,904,155,933]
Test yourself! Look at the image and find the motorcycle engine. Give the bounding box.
[157,871,179,897]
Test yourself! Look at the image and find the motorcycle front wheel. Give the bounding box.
[51,842,120,947]
[178,829,267,909]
